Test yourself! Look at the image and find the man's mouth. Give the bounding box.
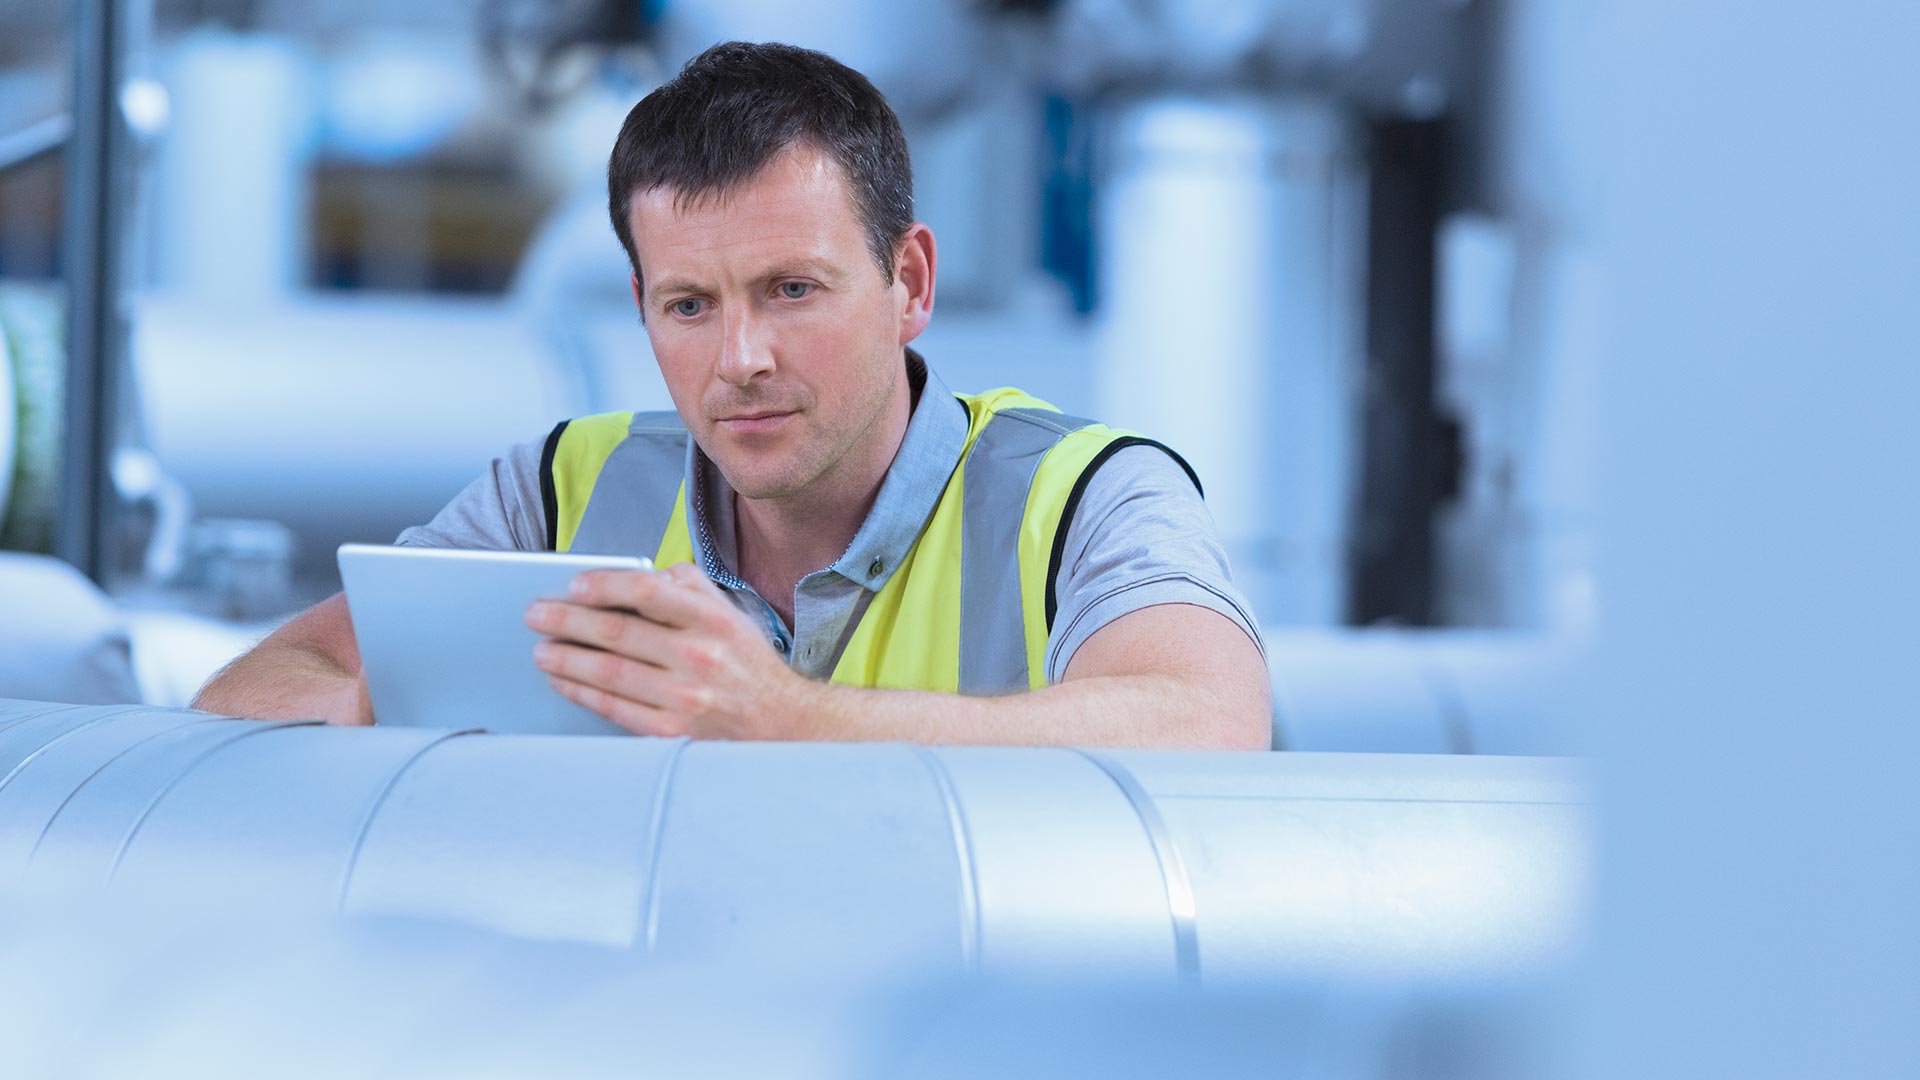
[716,409,797,433]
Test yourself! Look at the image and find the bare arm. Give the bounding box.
[799,603,1272,749]
[530,565,1272,750]
[191,592,372,725]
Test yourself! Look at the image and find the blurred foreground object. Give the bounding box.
[0,893,1556,1080]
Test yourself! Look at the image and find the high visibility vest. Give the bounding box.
[538,388,1199,695]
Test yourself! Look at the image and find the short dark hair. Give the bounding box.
[606,41,914,295]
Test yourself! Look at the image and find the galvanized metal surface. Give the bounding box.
[0,698,1587,983]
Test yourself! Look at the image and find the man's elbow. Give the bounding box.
[1168,672,1272,751]
[1217,682,1274,750]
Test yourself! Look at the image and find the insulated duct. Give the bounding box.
[1265,630,1580,755]
[0,699,1586,984]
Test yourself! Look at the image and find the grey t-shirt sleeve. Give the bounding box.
[393,436,550,552]
[1044,444,1266,684]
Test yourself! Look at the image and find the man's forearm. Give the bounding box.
[192,641,368,725]
[793,672,1271,750]
[535,571,1273,748]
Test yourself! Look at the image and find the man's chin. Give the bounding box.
[712,458,809,503]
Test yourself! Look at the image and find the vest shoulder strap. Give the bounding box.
[542,410,686,553]
[1040,434,1201,630]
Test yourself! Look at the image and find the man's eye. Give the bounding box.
[778,281,813,300]
[671,298,705,318]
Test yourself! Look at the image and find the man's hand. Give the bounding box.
[525,562,804,739]
[524,565,1268,750]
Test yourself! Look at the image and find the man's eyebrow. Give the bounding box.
[757,258,843,284]
[648,260,845,301]
[648,277,706,299]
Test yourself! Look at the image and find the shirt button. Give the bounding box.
[868,558,884,577]
[774,637,789,654]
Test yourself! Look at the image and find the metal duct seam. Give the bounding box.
[912,743,984,972]
[1078,749,1201,984]
[22,717,250,882]
[639,735,693,955]
[0,712,218,874]
[0,704,156,788]
[104,720,321,883]
[334,726,484,914]
[0,701,91,737]
[16,715,232,867]
[932,748,1178,976]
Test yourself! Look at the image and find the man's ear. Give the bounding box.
[894,223,936,346]
[630,272,645,323]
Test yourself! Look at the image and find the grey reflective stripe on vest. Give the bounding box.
[958,407,1096,694]
[569,411,688,558]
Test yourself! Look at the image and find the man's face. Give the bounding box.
[626,145,912,503]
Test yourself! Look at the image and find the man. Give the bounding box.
[195,41,1270,749]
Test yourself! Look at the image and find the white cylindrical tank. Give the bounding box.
[1094,97,1365,627]
[127,294,649,579]
[151,29,313,302]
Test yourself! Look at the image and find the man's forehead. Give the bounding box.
[628,145,853,237]
[628,147,867,288]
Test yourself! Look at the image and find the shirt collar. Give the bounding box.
[685,348,970,593]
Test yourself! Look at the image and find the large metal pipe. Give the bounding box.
[1266,630,1581,755]
[0,699,1586,984]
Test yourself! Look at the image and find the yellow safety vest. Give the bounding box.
[539,388,1198,695]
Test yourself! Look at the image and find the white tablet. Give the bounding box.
[337,543,652,736]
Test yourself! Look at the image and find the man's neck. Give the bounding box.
[732,466,883,633]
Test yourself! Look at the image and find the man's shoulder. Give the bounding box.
[553,409,686,442]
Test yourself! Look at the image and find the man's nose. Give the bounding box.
[716,307,775,386]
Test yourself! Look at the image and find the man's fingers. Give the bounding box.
[536,640,718,721]
[545,672,682,737]
[534,638,657,699]
[525,597,675,663]
[536,636,705,713]
[568,567,730,631]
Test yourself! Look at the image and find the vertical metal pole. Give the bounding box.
[1350,119,1458,625]
[58,0,129,581]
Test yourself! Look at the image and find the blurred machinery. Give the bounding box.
[67,0,1510,629]
[0,0,1589,753]
[1055,1,1470,629]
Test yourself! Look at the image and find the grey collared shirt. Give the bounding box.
[397,359,1262,684]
